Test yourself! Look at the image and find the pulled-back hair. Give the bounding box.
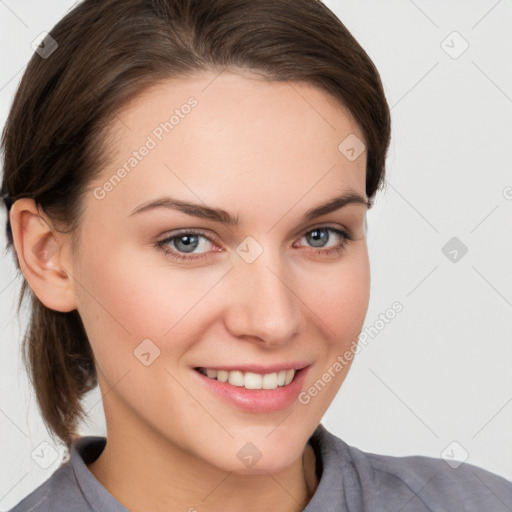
[0,0,391,447]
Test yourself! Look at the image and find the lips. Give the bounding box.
[193,364,311,413]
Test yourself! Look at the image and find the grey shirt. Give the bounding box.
[8,422,512,511]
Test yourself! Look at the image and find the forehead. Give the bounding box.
[88,70,367,224]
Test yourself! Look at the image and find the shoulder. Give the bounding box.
[7,464,83,512]
[7,436,116,512]
[311,424,512,511]
[348,441,512,510]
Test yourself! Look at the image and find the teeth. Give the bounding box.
[198,368,296,389]
[228,370,244,387]
[206,368,218,379]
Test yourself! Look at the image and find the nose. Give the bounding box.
[223,245,303,347]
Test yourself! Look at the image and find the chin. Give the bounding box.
[210,432,307,475]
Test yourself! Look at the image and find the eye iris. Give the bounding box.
[175,234,199,253]
[307,228,328,248]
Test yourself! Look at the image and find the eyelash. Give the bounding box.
[155,226,353,263]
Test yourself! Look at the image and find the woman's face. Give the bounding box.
[71,70,370,474]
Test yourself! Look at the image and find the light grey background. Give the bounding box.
[1,0,511,509]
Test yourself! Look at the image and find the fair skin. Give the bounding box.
[10,70,370,512]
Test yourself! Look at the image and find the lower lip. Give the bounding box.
[193,366,310,413]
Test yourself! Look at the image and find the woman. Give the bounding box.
[2,0,511,510]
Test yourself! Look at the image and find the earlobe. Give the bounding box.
[9,198,78,313]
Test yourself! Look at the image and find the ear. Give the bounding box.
[9,198,77,312]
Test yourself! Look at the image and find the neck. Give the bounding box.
[87,418,318,512]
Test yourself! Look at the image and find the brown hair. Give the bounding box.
[0,0,391,448]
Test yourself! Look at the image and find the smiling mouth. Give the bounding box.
[194,367,301,390]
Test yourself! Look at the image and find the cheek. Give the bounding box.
[298,244,370,344]
[334,257,370,338]
[73,242,225,359]
[297,248,370,414]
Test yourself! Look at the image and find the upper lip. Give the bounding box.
[195,362,311,374]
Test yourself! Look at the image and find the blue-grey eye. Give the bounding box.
[306,228,331,248]
[173,234,200,253]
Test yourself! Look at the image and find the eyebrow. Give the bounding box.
[129,190,370,226]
